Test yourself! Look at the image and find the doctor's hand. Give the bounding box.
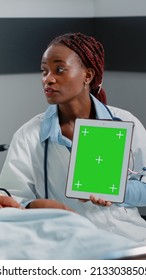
[80,195,112,207]
[0,195,23,209]
[90,195,112,206]
[26,199,75,212]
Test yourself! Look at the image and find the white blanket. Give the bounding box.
[0,208,138,260]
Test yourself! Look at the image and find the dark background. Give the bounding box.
[0,17,146,74]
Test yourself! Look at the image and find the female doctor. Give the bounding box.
[0,32,146,243]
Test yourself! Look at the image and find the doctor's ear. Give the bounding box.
[84,68,95,85]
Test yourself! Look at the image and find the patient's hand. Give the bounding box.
[0,196,22,208]
[80,195,112,207]
[27,199,75,212]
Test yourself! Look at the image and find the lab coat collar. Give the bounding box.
[40,94,112,143]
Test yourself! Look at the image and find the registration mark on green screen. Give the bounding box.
[72,125,127,195]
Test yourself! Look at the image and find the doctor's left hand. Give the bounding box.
[90,195,112,206]
[80,195,112,207]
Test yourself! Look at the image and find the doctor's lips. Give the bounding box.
[44,87,58,96]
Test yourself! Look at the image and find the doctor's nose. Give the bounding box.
[43,72,56,84]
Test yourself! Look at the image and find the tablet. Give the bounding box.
[65,119,134,203]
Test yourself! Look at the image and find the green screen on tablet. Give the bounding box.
[66,119,134,203]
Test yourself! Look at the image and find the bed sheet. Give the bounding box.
[0,208,138,260]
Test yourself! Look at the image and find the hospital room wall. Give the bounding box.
[0,0,146,178]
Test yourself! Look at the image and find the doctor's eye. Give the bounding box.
[41,69,48,76]
[56,66,65,73]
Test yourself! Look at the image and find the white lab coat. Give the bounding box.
[1,105,146,243]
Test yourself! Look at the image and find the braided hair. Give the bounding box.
[48,32,107,104]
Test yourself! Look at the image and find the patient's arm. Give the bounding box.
[26,199,75,212]
[0,195,22,208]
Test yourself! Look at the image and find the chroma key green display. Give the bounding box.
[66,119,134,202]
[72,126,127,195]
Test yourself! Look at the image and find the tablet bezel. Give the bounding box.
[65,118,134,203]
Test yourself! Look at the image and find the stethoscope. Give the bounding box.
[0,188,11,197]
[44,138,49,199]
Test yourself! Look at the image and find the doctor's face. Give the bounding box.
[41,44,88,104]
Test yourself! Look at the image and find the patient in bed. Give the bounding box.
[0,193,75,212]
[0,193,145,260]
